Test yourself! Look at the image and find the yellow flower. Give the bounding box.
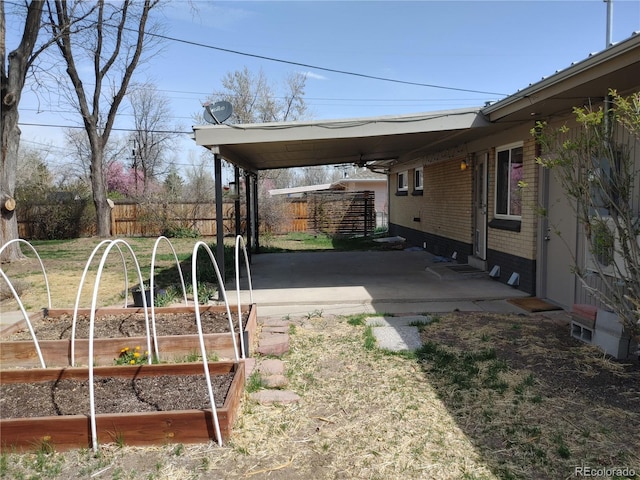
[133,352,140,358]
[130,359,135,365]
[135,346,141,350]
[120,348,126,353]
[124,347,130,352]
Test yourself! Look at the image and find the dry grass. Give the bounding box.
[3,311,639,479]
[2,238,639,479]
[0,237,201,311]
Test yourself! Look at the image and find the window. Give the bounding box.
[414,168,423,191]
[397,171,408,191]
[495,144,523,218]
[590,152,623,217]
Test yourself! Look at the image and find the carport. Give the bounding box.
[191,107,496,276]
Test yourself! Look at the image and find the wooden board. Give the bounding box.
[0,361,245,451]
[0,304,257,368]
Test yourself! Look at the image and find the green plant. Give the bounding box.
[246,372,266,393]
[114,431,126,448]
[186,281,217,304]
[363,325,377,350]
[115,345,148,365]
[153,286,177,307]
[304,309,324,319]
[173,443,184,456]
[178,350,219,363]
[162,224,199,238]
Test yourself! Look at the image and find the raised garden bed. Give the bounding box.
[0,360,244,451]
[0,304,257,368]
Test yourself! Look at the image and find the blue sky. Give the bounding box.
[10,0,640,173]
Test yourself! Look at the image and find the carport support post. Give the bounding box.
[234,166,241,236]
[253,173,260,253]
[214,153,225,284]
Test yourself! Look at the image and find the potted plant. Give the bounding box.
[131,285,152,308]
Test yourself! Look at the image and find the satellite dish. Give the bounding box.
[203,101,233,124]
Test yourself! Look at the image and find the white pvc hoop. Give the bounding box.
[149,236,189,361]
[0,268,46,368]
[87,239,153,452]
[234,235,254,359]
[191,241,238,446]
[0,239,53,368]
[0,239,52,310]
[70,239,129,366]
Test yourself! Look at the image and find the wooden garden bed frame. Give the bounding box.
[0,360,244,451]
[0,304,257,368]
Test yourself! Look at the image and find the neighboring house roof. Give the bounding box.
[193,32,640,173]
[269,184,333,196]
[331,170,386,188]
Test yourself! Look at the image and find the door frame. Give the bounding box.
[473,152,488,260]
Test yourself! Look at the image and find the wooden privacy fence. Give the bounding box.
[279,191,376,237]
[110,202,238,237]
[17,192,375,239]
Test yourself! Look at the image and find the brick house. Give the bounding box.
[193,32,640,312]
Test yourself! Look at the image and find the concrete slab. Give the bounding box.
[365,315,434,327]
[0,250,540,334]
[250,390,300,405]
[231,251,531,320]
[373,326,422,351]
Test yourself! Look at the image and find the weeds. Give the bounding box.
[363,325,377,350]
[245,371,266,393]
[304,309,323,319]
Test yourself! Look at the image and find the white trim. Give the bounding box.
[494,142,524,220]
[397,171,408,191]
[414,167,424,191]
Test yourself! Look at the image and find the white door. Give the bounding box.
[540,169,577,308]
[474,153,488,260]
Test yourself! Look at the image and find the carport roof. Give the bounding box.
[192,107,490,172]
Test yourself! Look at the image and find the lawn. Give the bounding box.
[0,233,385,311]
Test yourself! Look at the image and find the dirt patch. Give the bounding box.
[3,311,248,341]
[419,312,640,411]
[1,373,234,418]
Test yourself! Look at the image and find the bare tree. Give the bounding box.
[129,83,176,193]
[212,67,308,124]
[64,128,128,186]
[48,0,161,237]
[0,1,44,261]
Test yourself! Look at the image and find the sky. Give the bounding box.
[8,0,640,178]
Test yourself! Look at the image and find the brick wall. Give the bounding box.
[390,158,473,245]
[486,138,539,261]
